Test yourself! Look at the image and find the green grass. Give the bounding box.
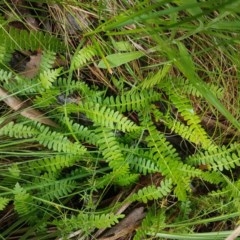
[0,0,240,239]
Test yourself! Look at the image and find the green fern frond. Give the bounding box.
[163,86,215,149]
[34,123,87,155]
[0,27,65,51]
[134,208,166,240]
[146,123,194,200]
[37,178,76,201]
[0,45,12,64]
[128,156,159,175]
[0,121,38,138]
[171,78,224,99]
[79,102,139,132]
[129,178,173,203]
[186,143,240,171]
[139,64,171,89]
[39,50,56,73]
[103,89,161,112]
[0,69,13,83]
[39,67,62,89]
[55,212,124,234]
[34,88,60,107]
[72,45,97,70]
[25,154,79,174]
[95,127,130,176]
[13,182,35,216]
[0,197,10,211]
[4,75,40,94]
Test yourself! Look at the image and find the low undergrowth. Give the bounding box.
[0,1,239,239]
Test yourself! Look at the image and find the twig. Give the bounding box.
[225,226,240,240]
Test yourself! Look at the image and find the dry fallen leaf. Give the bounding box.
[0,87,58,127]
[19,51,42,78]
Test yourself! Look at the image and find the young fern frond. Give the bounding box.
[0,197,10,211]
[71,45,97,70]
[128,178,173,203]
[170,77,224,99]
[186,142,240,171]
[39,67,62,89]
[39,50,56,73]
[134,207,166,240]
[13,183,36,216]
[127,156,159,175]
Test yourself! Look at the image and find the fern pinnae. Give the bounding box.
[71,45,97,70]
[103,89,161,112]
[79,102,139,132]
[128,178,173,203]
[186,142,240,171]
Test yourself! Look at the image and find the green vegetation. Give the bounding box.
[0,0,239,239]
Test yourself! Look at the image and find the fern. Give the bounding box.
[145,122,200,200]
[55,212,124,235]
[13,182,35,216]
[0,197,10,211]
[0,69,13,83]
[161,81,215,149]
[103,89,161,112]
[0,121,38,138]
[128,178,173,203]
[24,154,79,174]
[35,123,87,155]
[39,67,62,89]
[0,27,65,52]
[186,142,240,171]
[71,45,97,70]
[79,102,140,132]
[139,64,171,89]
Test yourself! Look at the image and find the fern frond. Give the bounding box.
[39,50,56,73]
[171,78,224,99]
[0,27,65,51]
[4,75,40,94]
[13,182,35,216]
[55,212,124,234]
[146,123,197,200]
[79,102,139,132]
[25,154,79,174]
[72,45,97,70]
[128,178,173,203]
[95,127,130,176]
[186,143,240,171]
[0,45,12,64]
[103,89,160,112]
[39,67,62,89]
[134,208,166,240]
[127,156,159,175]
[37,178,76,201]
[0,69,13,83]
[0,197,10,211]
[0,121,38,138]
[139,64,171,89]
[34,123,87,155]
[163,85,215,149]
